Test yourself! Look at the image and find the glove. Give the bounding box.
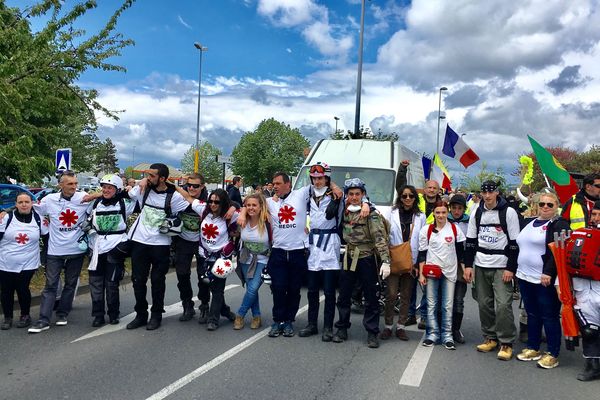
[380,262,391,280]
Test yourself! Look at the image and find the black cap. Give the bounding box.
[449,194,467,207]
[481,180,498,192]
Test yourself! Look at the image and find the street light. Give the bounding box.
[334,116,340,135]
[354,0,366,137]
[436,86,448,155]
[194,42,208,173]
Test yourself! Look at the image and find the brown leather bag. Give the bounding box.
[389,216,414,275]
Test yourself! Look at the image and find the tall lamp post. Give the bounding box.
[436,86,448,154]
[194,42,208,173]
[354,0,366,137]
[334,116,340,135]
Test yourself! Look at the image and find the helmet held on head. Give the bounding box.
[100,174,124,191]
[309,161,331,178]
[343,177,367,195]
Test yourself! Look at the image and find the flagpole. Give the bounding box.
[543,173,551,188]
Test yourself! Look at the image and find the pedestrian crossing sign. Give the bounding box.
[56,148,72,172]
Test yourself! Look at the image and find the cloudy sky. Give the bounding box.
[18,0,600,181]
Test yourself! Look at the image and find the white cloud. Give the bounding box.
[177,15,192,30]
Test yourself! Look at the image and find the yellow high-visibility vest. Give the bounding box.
[568,195,586,230]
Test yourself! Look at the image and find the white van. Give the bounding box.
[293,139,424,219]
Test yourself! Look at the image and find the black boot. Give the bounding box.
[322,327,333,342]
[332,328,348,343]
[452,312,465,344]
[126,313,148,330]
[92,316,105,327]
[299,323,318,337]
[146,313,162,330]
[197,304,209,324]
[179,304,196,322]
[578,359,600,382]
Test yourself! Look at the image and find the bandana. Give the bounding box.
[481,181,498,193]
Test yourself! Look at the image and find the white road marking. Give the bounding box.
[398,332,433,387]
[146,296,324,400]
[72,284,240,343]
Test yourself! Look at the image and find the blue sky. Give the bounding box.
[10,0,600,184]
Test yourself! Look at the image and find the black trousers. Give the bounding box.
[0,269,36,318]
[131,242,170,316]
[268,248,307,323]
[306,269,339,329]
[174,238,210,308]
[89,253,123,319]
[201,257,233,325]
[336,256,380,334]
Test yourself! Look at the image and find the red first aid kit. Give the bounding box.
[422,263,443,279]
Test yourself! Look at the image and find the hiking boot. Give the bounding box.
[55,316,68,326]
[28,320,50,334]
[126,314,148,330]
[207,322,219,331]
[16,315,32,329]
[1,318,12,330]
[109,317,120,325]
[250,316,262,329]
[268,322,284,338]
[282,322,295,337]
[452,330,465,344]
[417,319,426,330]
[577,359,600,382]
[422,339,434,347]
[197,305,209,324]
[322,327,334,342]
[379,328,393,340]
[299,324,318,337]
[476,339,498,353]
[537,353,559,369]
[146,316,162,331]
[444,341,456,350]
[396,328,409,341]
[517,348,542,361]
[497,344,513,361]
[405,315,417,326]
[332,328,348,343]
[367,333,379,348]
[92,316,105,327]
[233,316,245,330]
[179,306,196,322]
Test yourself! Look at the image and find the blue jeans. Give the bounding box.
[39,255,85,323]
[519,279,562,357]
[425,276,455,343]
[237,262,266,318]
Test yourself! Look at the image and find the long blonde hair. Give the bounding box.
[243,193,269,236]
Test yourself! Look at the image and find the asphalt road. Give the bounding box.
[1,271,598,400]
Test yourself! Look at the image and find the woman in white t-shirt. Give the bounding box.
[179,188,239,331]
[0,192,48,330]
[418,201,465,349]
[515,192,567,369]
[233,193,271,330]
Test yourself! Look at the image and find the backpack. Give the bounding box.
[92,197,127,224]
[473,204,508,235]
[5,210,42,232]
[140,187,174,216]
[426,222,458,242]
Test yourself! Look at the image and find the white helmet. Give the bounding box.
[100,174,124,191]
[211,258,236,279]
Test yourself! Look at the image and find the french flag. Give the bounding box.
[442,125,480,168]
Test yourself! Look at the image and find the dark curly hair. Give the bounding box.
[393,184,421,215]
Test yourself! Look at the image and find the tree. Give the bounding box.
[329,125,398,142]
[94,138,118,174]
[571,145,600,175]
[180,141,222,183]
[124,166,142,179]
[0,0,134,182]
[460,161,507,192]
[231,118,310,185]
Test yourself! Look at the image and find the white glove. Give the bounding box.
[380,262,391,280]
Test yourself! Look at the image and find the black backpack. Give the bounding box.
[5,210,42,232]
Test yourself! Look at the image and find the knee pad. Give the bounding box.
[581,324,600,341]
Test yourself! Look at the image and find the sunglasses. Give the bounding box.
[208,200,220,205]
[594,183,600,189]
[187,184,202,189]
[401,194,415,199]
[538,202,555,208]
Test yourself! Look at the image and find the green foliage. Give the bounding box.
[0,0,134,182]
[232,118,310,185]
[180,141,223,183]
[330,126,398,142]
[460,161,507,192]
[124,166,142,179]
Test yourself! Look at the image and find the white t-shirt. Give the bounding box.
[240,223,270,264]
[466,204,521,268]
[267,186,310,251]
[0,211,48,272]
[34,191,91,256]
[191,199,239,255]
[516,219,551,284]
[128,186,189,246]
[88,198,137,255]
[419,222,466,283]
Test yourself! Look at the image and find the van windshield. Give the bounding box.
[294,166,396,206]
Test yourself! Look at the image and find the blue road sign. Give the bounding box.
[55,148,72,172]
